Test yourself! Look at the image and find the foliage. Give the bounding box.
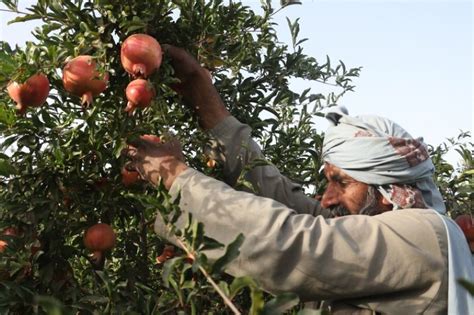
[429,131,473,217]
[0,0,469,314]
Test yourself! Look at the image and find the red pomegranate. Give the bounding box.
[121,34,162,79]
[206,158,216,168]
[83,223,116,263]
[125,79,156,114]
[140,134,161,143]
[0,227,18,252]
[7,73,49,114]
[121,167,140,187]
[455,214,474,242]
[156,245,175,264]
[62,55,108,107]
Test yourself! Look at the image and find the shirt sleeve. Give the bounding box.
[207,116,329,217]
[155,168,446,305]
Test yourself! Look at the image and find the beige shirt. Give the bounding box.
[155,116,449,314]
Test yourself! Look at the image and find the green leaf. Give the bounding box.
[7,13,42,24]
[78,295,110,305]
[34,295,66,315]
[95,271,113,298]
[0,159,16,176]
[199,236,224,251]
[211,233,244,275]
[458,278,474,296]
[262,292,299,315]
[162,257,182,288]
[1,0,19,11]
[229,276,258,299]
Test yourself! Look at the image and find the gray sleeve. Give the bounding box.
[155,169,446,305]
[207,116,329,217]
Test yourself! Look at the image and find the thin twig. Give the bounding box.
[174,238,242,315]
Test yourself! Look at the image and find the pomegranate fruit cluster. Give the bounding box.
[6,33,161,115]
[121,34,161,115]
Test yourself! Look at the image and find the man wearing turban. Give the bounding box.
[125,46,473,314]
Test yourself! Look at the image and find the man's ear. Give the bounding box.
[381,197,392,206]
[377,193,394,212]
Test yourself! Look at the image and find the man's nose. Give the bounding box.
[321,186,339,209]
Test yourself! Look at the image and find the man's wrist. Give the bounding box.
[187,70,230,130]
[159,161,188,190]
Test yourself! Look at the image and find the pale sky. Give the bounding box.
[264,1,473,152]
[1,0,472,164]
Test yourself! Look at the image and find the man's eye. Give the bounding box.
[339,180,351,188]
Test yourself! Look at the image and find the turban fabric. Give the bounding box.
[322,107,446,214]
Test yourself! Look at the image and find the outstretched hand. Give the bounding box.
[163,44,210,87]
[163,44,230,130]
[123,135,188,190]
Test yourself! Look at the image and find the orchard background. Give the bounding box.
[0,0,472,314]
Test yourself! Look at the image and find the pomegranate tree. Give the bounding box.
[83,223,116,264]
[6,73,49,115]
[125,79,156,114]
[62,55,108,107]
[120,34,162,79]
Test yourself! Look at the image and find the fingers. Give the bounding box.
[162,44,186,62]
[162,44,172,54]
[124,161,137,172]
[122,145,138,159]
[126,137,152,149]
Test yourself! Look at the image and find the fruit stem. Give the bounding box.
[125,101,135,115]
[132,64,146,79]
[81,92,93,108]
[90,251,105,269]
[15,103,26,116]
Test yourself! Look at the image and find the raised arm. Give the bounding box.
[165,45,328,217]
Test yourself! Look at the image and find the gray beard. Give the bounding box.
[330,186,382,217]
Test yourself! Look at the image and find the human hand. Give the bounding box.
[163,44,211,96]
[123,135,188,190]
[163,44,229,129]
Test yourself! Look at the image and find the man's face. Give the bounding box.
[321,163,378,215]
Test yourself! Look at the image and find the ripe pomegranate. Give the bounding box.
[455,214,474,242]
[0,227,18,252]
[125,79,156,114]
[121,34,162,78]
[83,223,116,263]
[7,73,49,114]
[121,167,140,187]
[206,159,216,168]
[156,245,175,264]
[62,55,108,107]
[140,134,161,143]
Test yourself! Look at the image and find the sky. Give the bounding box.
[261,1,473,162]
[1,0,472,165]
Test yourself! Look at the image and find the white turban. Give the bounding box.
[322,107,446,214]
